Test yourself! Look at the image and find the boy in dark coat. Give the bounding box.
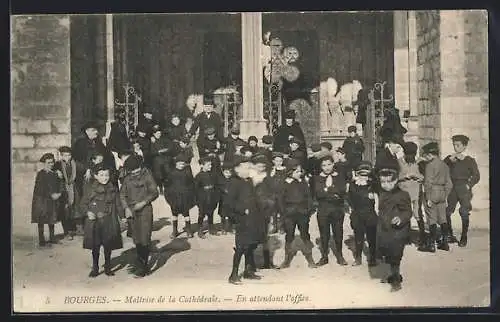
[342,125,365,170]
[164,154,195,239]
[334,147,352,182]
[135,124,152,170]
[194,156,220,238]
[150,125,173,194]
[250,154,278,270]
[444,135,480,247]
[289,136,307,168]
[347,161,378,267]
[247,136,260,155]
[32,153,63,247]
[108,108,132,156]
[269,152,287,234]
[197,127,224,173]
[259,135,274,162]
[277,158,318,269]
[120,155,159,277]
[376,164,413,292]
[305,143,323,179]
[170,135,194,170]
[224,128,246,163]
[420,142,453,252]
[80,164,125,277]
[225,156,265,284]
[312,155,348,266]
[165,112,188,144]
[54,146,78,240]
[217,162,234,235]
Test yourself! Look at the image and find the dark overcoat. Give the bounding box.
[80,181,124,250]
[194,171,220,213]
[189,112,224,139]
[225,177,265,247]
[223,136,246,163]
[120,168,159,245]
[347,182,378,228]
[31,169,63,224]
[252,175,276,242]
[273,122,307,155]
[376,187,412,259]
[164,167,195,214]
[108,120,132,154]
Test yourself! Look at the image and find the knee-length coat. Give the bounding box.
[79,181,124,250]
[119,168,159,245]
[31,169,63,224]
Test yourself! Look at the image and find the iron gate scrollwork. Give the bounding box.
[214,86,242,137]
[114,83,142,137]
[364,81,394,163]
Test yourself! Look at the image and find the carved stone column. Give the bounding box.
[239,12,267,140]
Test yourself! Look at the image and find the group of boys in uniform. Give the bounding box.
[31,104,480,292]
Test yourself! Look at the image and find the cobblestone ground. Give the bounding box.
[12,168,491,312]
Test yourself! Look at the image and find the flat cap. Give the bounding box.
[403,141,418,155]
[271,151,284,159]
[39,153,55,163]
[285,110,296,119]
[451,134,470,145]
[230,128,240,135]
[310,143,321,153]
[58,146,72,154]
[205,127,216,135]
[123,154,142,171]
[262,135,274,144]
[347,125,357,133]
[421,142,439,155]
[252,153,269,165]
[81,121,99,132]
[248,136,258,143]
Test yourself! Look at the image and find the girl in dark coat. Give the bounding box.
[347,161,378,267]
[79,164,124,277]
[225,156,264,284]
[194,156,220,238]
[120,155,159,277]
[32,153,63,247]
[273,109,307,155]
[164,154,195,239]
[376,165,413,292]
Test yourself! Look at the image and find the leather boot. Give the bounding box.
[38,224,48,247]
[304,253,318,268]
[437,223,450,251]
[447,216,458,243]
[352,243,363,266]
[417,219,427,248]
[220,217,227,235]
[279,244,293,269]
[185,221,194,238]
[458,217,469,247]
[170,220,178,239]
[89,248,100,278]
[262,249,277,269]
[390,274,403,292]
[335,251,348,266]
[48,224,59,244]
[420,224,437,253]
[243,264,262,279]
[209,223,220,236]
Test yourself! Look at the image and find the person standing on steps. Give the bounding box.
[444,135,480,248]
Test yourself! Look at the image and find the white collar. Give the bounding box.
[320,171,338,177]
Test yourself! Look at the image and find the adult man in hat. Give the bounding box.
[224,128,246,163]
[189,103,223,141]
[138,108,157,138]
[72,121,115,235]
[108,107,132,157]
[273,109,307,156]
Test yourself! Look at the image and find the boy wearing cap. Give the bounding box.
[396,142,425,247]
[150,125,173,194]
[217,162,235,235]
[347,161,378,266]
[54,146,78,240]
[320,142,333,154]
[171,136,194,170]
[225,155,263,284]
[247,136,259,155]
[164,154,195,239]
[420,142,453,252]
[135,124,152,169]
[80,164,125,277]
[224,128,246,163]
[120,156,159,277]
[312,155,348,266]
[250,154,278,269]
[342,125,365,170]
[269,152,287,234]
[194,156,220,238]
[289,137,307,168]
[277,158,317,269]
[444,135,480,247]
[376,165,413,292]
[197,127,224,172]
[32,153,63,247]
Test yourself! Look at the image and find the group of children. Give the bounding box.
[31,107,480,292]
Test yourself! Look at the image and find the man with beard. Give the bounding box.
[273,109,307,156]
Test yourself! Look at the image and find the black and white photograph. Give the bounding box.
[11,10,490,312]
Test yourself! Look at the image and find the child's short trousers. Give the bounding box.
[427,202,447,226]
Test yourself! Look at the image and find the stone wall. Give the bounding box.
[11,15,71,173]
[415,10,489,210]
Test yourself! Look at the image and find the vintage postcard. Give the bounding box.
[11,10,490,312]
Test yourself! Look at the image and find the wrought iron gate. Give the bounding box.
[264,81,283,135]
[114,83,141,137]
[363,81,394,163]
[214,89,242,137]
